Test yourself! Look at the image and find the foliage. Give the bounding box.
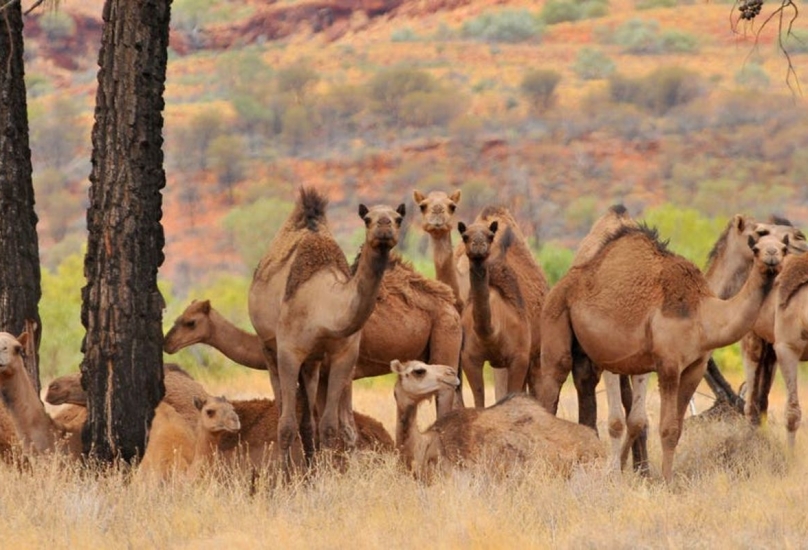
[280,105,316,155]
[39,253,85,380]
[461,9,544,44]
[537,242,574,285]
[572,47,616,80]
[221,197,294,270]
[520,69,562,113]
[734,62,770,90]
[367,66,462,128]
[605,18,699,55]
[29,96,87,170]
[660,30,699,53]
[33,169,84,243]
[276,63,319,105]
[540,0,609,25]
[172,108,226,171]
[208,135,247,197]
[608,66,703,115]
[635,0,677,9]
[398,90,466,128]
[391,27,420,42]
[38,11,77,41]
[641,203,727,268]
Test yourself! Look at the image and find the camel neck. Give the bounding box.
[192,427,221,467]
[336,246,390,338]
[1,370,57,454]
[208,309,267,370]
[704,249,752,300]
[468,260,494,337]
[431,232,463,309]
[394,387,421,470]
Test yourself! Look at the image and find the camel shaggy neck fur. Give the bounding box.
[538,224,783,481]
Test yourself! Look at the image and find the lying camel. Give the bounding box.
[137,402,197,480]
[391,359,604,480]
[188,395,241,476]
[0,331,81,458]
[538,223,784,482]
[45,363,208,428]
[248,187,405,463]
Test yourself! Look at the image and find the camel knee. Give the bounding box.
[319,419,341,449]
[278,422,298,452]
[659,425,681,450]
[786,404,802,433]
[608,417,625,440]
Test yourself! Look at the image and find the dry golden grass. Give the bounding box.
[12,370,808,548]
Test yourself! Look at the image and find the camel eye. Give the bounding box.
[419,203,427,213]
[795,231,806,241]
[364,217,371,227]
[206,409,215,418]
[448,204,456,213]
[184,320,196,329]
[395,216,402,227]
[462,234,469,243]
[412,368,427,377]
[756,229,770,237]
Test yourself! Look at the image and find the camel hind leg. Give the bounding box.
[621,374,649,474]
[572,351,600,431]
[275,345,305,473]
[603,371,626,472]
[774,340,803,449]
[537,309,574,416]
[428,310,464,414]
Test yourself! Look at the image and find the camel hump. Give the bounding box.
[293,187,330,232]
[779,253,808,308]
[284,233,350,301]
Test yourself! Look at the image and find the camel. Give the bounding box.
[137,402,198,480]
[412,189,465,311]
[0,405,19,461]
[537,223,784,482]
[457,220,530,407]
[391,359,604,480]
[0,331,81,457]
[700,214,808,446]
[45,363,209,429]
[188,395,241,476]
[248,187,404,463]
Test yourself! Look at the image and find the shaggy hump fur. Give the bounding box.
[293,187,330,232]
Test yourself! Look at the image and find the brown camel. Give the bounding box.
[391,359,604,480]
[412,189,465,311]
[248,187,404,462]
[166,254,462,415]
[0,331,80,457]
[45,363,209,429]
[188,395,242,475]
[537,224,784,482]
[457,220,530,407]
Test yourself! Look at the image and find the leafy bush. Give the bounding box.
[520,69,562,113]
[573,48,616,80]
[537,243,574,285]
[660,30,699,53]
[39,12,76,41]
[608,66,703,115]
[461,9,544,43]
[276,64,319,104]
[734,62,770,90]
[541,0,609,25]
[391,27,419,42]
[635,0,677,9]
[613,18,662,54]
[368,66,464,128]
[221,198,294,270]
[782,30,808,54]
[399,91,466,128]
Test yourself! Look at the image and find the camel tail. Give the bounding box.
[295,187,329,231]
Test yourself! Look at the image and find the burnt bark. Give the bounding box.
[80,0,171,462]
[0,3,43,390]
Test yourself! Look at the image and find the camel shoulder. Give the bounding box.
[779,253,808,308]
[379,254,456,310]
[284,233,350,301]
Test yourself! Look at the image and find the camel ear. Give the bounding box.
[412,190,425,204]
[16,332,29,349]
[449,190,461,203]
[193,396,206,411]
[358,204,369,219]
[199,300,211,314]
[733,214,746,232]
[489,221,499,234]
[457,221,467,235]
[390,359,405,374]
[396,203,406,218]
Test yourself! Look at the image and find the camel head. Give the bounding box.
[45,373,86,406]
[164,299,212,353]
[0,332,26,380]
[458,220,498,262]
[756,216,808,255]
[412,189,461,236]
[748,233,789,275]
[358,203,406,252]
[391,359,460,404]
[193,395,241,434]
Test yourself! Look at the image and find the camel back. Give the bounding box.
[353,252,455,312]
[284,232,350,301]
[572,204,637,267]
[778,253,808,308]
[595,224,711,318]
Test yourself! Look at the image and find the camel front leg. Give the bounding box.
[741,332,767,426]
[657,366,683,484]
[429,308,464,413]
[573,353,600,431]
[505,354,529,398]
[774,340,803,449]
[461,347,486,408]
[263,345,282,408]
[275,346,304,473]
[537,315,573,416]
[493,368,509,402]
[621,374,649,473]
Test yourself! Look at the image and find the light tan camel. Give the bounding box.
[0,331,80,457]
[45,363,209,429]
[412,189,465,311]
[457,220,530,407]
[701,215,807,446]
[0,405,18,461]
[137,402,197,480]
[392,359,604,480]
[537,224,784,481]
[248,187,404,463]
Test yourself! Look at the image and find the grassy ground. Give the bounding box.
[11,368,808,549]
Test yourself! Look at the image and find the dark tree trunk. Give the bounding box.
[80,0,171,462]
[0,3,43,390]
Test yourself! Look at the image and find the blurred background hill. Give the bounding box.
[21,0,808,378]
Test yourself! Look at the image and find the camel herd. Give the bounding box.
[0,186,807,485]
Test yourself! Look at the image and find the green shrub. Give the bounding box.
[573,47,616,80]
[660,30,699,53]
[368,66,448,127]
[39,12,76,41]
[537,243,574,285]
[782,30,808,54]
[613,18,662,54]
[735,62,770,90]
[520,69,562,113]
[608,66,703,115]
[398,91,466,128]
[635,0,677,9]
[541,0,609,24]
[461,9,543,43]
[391,27,419,42]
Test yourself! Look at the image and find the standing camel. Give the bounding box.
[248,187,404,465]
[537,224,784,481]
[391,359,604,480]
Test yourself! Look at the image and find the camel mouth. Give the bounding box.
[162,336,200,354]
